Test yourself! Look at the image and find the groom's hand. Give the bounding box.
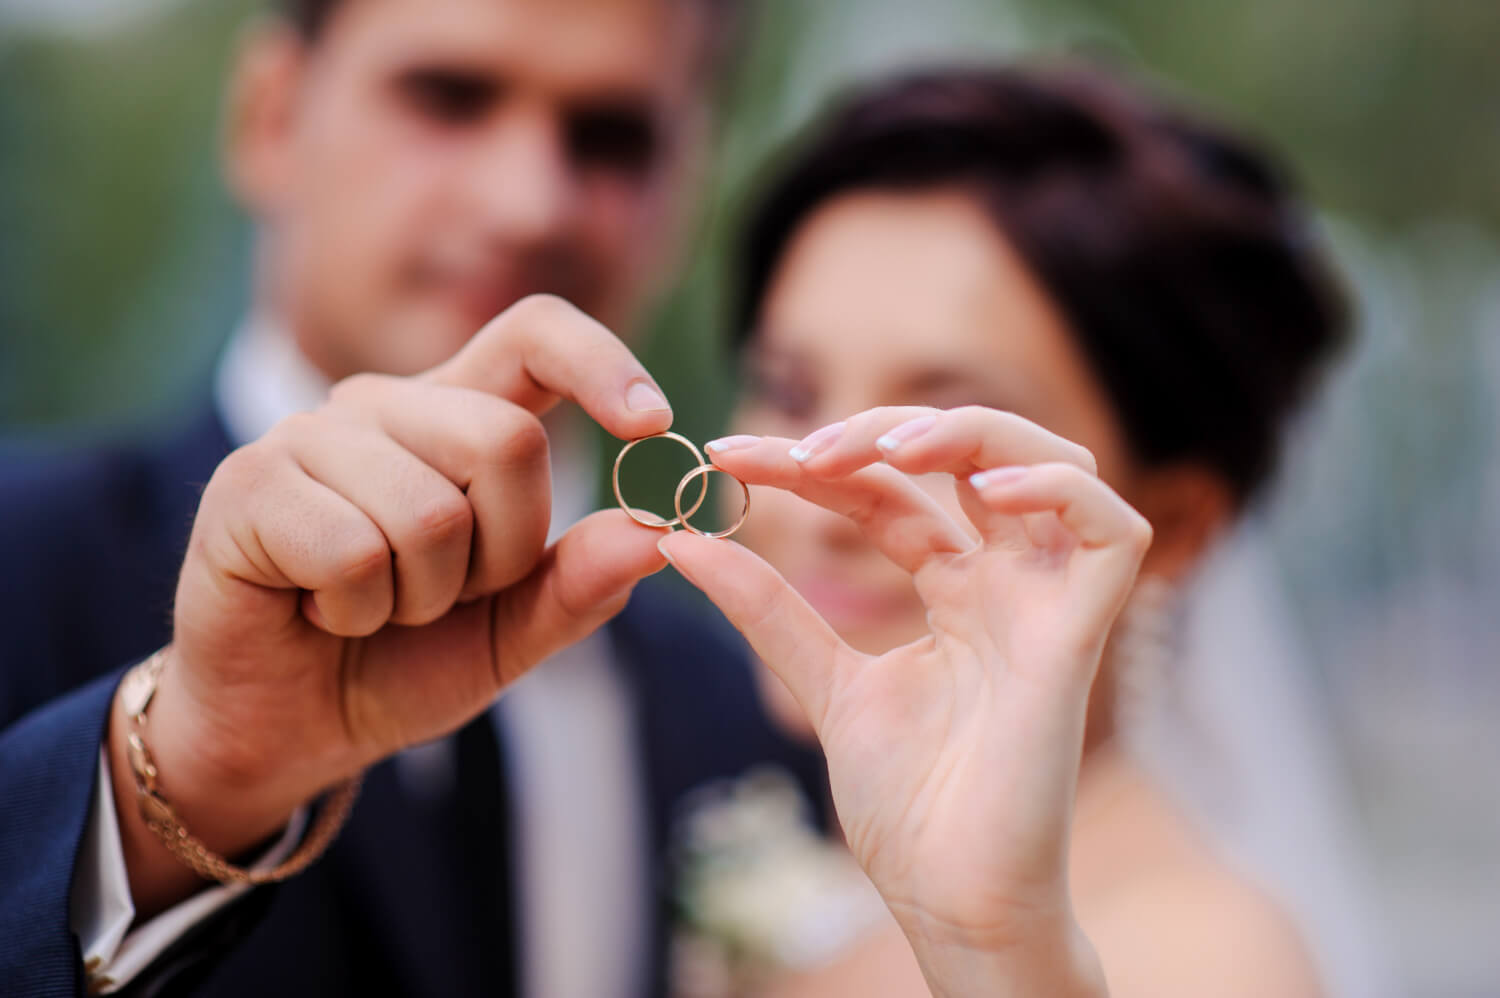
[111,295,673,915]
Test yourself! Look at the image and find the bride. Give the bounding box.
[662,62,1345,996]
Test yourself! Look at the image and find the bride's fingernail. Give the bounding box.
[876,415,937,453]
[705,435,759,455]
[970,467,1027,490]
[789,421,846,462]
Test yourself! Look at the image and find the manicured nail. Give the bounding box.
[655,535,678,565]
[876,415,937,453]
[625,380,670,413]
[705,435,760,454]
[789,421,846,462]
[970,467,1027,490]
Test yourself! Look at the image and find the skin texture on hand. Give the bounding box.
[113,296,675,918]
[661,405,1151,997]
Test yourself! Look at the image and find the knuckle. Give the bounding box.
[328,371,391,405]
[266,410,322,448]
[334,602,389,639]
[1042,461,1085,485]
[983,408,1030,439]
[409,491,474,546]
[490,592,540,682]
[548,562,595,622]
[394,588,459,627]
[473,509,548,593]
[862,404,936,437]
[888,403,938,421]
[508,292,576,329]
[743,581,793,640]
[330,528,390,588]
[208,444,276,498]
[207,447,252,491]
[1130,514,1156,551]
[483,409,548,466]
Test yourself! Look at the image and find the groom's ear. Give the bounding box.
[1123,463,1235,582]
[223,19,308,222]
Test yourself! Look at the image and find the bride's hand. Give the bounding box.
[657,406,1151,998]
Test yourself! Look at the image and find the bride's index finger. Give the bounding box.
[789,406,1097,480]
[705,434,973,574]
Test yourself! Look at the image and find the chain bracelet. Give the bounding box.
[121,649,363,886]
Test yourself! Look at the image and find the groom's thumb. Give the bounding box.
[489,510,667,686]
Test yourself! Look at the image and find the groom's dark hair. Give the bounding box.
[275,0,750,74]
[736,64,1349,505]
[275,0,338,37]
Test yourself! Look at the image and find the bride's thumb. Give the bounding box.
[657,531,846,733]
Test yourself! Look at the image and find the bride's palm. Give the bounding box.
[661,406,1152,954]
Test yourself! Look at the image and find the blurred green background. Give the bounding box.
[2,1,1497,995]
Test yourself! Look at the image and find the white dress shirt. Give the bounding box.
[73,316,650,997]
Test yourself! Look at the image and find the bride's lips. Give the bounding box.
[791,575,915,630]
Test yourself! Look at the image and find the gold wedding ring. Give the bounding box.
[613,431,708,529]
[612,431,750,539]
[674,464,750,539]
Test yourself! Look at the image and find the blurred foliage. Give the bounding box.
[0,0,258,431]
[1060,0,1500,231]
[4,0,1500,433]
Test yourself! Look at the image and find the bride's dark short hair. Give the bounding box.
[736,64,1349,504]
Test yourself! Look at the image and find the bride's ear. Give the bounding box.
[1124,463,1235,583]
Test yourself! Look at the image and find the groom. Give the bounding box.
[0,1,825,995]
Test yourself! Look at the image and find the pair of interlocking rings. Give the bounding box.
[612,431,750,539]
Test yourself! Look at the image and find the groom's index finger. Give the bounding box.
[424,294,674,440]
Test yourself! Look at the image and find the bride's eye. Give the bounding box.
[742,364,818,424]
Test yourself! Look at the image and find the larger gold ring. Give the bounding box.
[613,431,708,528]
[674,464,751,539]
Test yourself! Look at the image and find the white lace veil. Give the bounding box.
[1126,523,1393,998]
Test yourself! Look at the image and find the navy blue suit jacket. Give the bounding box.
[0,403,826,997]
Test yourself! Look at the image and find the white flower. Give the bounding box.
[672,767,887,990]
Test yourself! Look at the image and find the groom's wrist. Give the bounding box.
[108,661,310,919]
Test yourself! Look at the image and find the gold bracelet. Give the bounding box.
[118,649,362,886]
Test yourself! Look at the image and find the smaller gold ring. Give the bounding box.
[674,464,751,540]
[613,431,708,528]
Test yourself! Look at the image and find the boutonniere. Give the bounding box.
[669,767,886,997]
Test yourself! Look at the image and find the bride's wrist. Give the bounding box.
[900,914,1107,998]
